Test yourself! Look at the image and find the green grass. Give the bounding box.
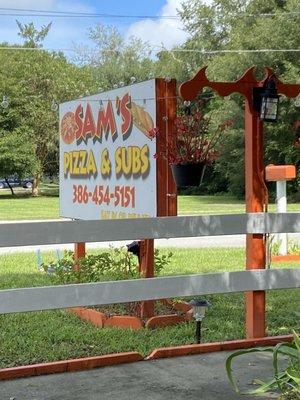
[0,249,299,368]
[0,184,59,220]
[178,195,300,215]
[0,188,299,220]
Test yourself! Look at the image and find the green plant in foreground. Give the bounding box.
[44,247,173,284]
[226,331,300,399]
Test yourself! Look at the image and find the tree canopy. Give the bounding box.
[0,3,299,197]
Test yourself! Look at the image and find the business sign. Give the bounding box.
[59,80,157,220]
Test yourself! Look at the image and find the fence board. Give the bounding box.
[0,268,299,314]
[0,213,299,248]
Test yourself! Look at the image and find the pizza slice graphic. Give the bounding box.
[60,112,76,144]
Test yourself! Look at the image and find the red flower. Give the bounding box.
[156,101,233,165]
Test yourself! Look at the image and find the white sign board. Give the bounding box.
[59,80,157,220]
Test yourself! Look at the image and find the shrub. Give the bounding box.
[44,247,173,284]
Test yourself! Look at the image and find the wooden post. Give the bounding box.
[244,100,266,338]
[140,239,155,318]
[140,78,177,319]
[179,65,300,340]
[74,242,86,260]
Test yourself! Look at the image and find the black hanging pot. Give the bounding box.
[171,163,205,187]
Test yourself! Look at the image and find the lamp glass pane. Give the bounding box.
[193,305,206,320]
[260,97,278,121]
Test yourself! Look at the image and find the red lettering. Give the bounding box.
[75,104,83,141]
[96,101,117,141]
[120,93,132,137]
[81,103,96,143]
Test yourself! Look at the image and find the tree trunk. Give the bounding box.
[4,177,15,196]
[32,172,41,197]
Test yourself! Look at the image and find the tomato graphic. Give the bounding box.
[60,112,76,144]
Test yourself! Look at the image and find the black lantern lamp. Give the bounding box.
[253,77,280,123]
[189,299,211,344]
[260,78,280,122]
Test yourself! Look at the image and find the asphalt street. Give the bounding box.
[0,351,278,400]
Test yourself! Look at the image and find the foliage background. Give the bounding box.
[0,0,299,198]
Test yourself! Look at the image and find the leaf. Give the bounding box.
[225,346,274,394]
[286,366,300,386]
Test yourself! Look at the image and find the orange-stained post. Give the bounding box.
[140,78,177,319]
[74,242,86,260]
[244,100,266,338]
[179,66,300,339]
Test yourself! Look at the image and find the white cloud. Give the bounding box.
[0,0,94,50]
[125,0,188,50]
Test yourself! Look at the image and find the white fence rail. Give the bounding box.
[0,269,299,315]
[0,213,299,247]
[0,212,299,315]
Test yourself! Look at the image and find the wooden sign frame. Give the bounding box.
[74,78,178,319]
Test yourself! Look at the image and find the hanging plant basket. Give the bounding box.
[171,163,206,187]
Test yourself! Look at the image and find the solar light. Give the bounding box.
[189,299,211,344]
[130,76,136,84]
[51,99,59,112]
[259,78,280,122]
[1,95,9,109]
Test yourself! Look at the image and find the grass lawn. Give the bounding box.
[178,195,300,215]
[0,186,299,220]
[0,249,299,368]
[0,184,59,220]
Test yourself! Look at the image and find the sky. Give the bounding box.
[0,0,190,53]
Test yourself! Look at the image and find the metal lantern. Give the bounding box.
[189,299,211,343]
[259,78,279,122]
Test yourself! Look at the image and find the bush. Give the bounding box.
[44,247,173,284]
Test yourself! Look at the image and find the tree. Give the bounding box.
[73,24,155,88]
[176,0,300,197]
[0,22,97,196]
[16,21,52,48]
[0,131,37,195]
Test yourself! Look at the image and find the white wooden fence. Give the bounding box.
[0,212,299,315]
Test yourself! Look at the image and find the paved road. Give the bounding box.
[0,235,248,254]
[0,351,278,400]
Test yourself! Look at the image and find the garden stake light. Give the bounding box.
[1,95,9,108]
[189,299,210,344]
